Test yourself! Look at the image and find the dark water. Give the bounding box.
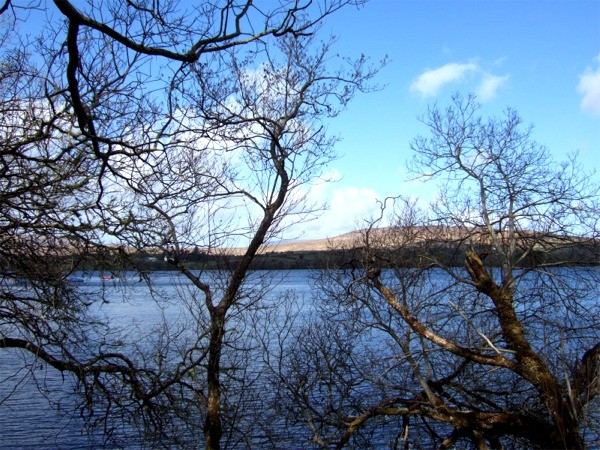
[0,270,312,449]
[1,268,598,448]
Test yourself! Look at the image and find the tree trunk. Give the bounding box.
[465,252,583,449]
[204,309,225,450]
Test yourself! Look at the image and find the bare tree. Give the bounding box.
[118,33,377,448]
[278,95,600,449]
[0,1,380,448]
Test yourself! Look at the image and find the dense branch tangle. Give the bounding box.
[283,96,599,449]
[0,2,378,448]
[49,0,359,154]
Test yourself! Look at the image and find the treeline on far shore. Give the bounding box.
[52,241,600,273]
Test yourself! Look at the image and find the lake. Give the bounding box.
[0,270,314,449]
[1,268,598,448]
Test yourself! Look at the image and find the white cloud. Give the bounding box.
[476,74,510,102]
[286,183,382,240]
[578,56,600,117]
[410,63,478,97]
[410,60,509,101]
[328,186,381,226]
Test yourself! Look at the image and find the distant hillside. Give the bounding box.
[259,225,597,254]
[176,226,598,270]
[61,226,599,272]
[233,226,472,254]
[260,231,362,253]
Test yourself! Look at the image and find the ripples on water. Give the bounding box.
[0,270,310,448]
[1,356,99,449]
[1,268,597,448]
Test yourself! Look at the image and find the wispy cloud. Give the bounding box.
[578,55,600,117]
[476,74,510,101]
[410,63,478,98]
[410,61,509,101]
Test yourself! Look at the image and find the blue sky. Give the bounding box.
[295,0,600,239]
